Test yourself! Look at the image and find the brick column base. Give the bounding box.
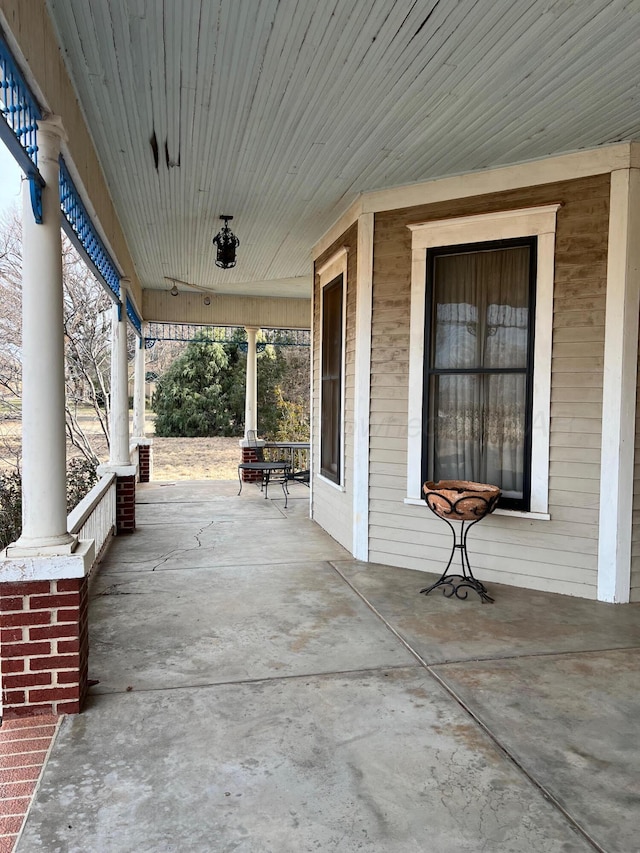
[241,447,264,482]
[0,577,89,718]
[116,475,136,533]
[138,444,151,482]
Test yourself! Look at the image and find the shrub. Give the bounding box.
[0,460,99,551]
[273,387,310,442]
[0,470,22,551]
[66,457,99,512]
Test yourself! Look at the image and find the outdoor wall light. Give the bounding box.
[213,215,239,269]
[170,283,179,296]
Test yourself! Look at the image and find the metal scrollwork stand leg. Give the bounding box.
[419,514,494,603]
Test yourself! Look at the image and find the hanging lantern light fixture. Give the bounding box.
[212,215,240,269]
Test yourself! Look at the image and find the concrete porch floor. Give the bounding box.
[16,481,640,852]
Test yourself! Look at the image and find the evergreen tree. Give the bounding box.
[151,336,289,438]
[153,339,234,437]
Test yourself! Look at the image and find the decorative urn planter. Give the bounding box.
[420,480,501,603]
[422,480,501,521]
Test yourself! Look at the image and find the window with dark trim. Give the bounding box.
[320,274,343,484]
[422,237,537,511]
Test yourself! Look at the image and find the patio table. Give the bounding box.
[237,461,292,507]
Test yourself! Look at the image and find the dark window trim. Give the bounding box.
[421,236,538,511]
[320,273,344,484]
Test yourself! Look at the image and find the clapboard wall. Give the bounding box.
[368,174,610,598]
[632,334,640,602]
[311,224,358,551]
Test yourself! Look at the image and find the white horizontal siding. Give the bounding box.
[368,543,596,598]
[631,307,640,602]
[313,483,352,552]
[311,226,358,552]
[367,174,609,598]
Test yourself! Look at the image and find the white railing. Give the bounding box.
[67,473,116,563]
[129,442,139,470]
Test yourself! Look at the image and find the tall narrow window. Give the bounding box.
[321,274,344,483]
[423,238,536,510]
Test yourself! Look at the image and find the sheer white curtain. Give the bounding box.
[429,245,530,499]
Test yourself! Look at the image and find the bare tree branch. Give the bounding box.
[0,209,116,469]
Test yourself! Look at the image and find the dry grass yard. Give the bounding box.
[152,435,240,480]
[0,410,241,480]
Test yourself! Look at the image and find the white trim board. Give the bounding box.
[597,168,640,604]
[317,248,348,490]
[352,214,374,560]
[406,205,559,516]
[308,281,315,520]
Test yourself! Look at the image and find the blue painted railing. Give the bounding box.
[0,32,143,335]
[0,31,44,222]
[126,295,142,335]
[58,157,121,300]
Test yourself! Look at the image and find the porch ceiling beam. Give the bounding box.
[142,291,311,331]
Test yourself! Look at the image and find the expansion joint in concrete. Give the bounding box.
[424,666,607,853]
[326,560,607,853]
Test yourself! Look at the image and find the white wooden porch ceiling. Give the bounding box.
[46,0,640,299]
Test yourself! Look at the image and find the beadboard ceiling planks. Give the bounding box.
[45,0,640,299]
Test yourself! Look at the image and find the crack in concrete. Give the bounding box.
[86,663,418,696]
[96,583,137,597]
[193,519,216,549]
[149,520,217,570]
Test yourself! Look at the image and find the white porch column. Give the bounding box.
[352,213,374,560]
[98,281,137,531]
[133,331,146,438]
[109,280,131,466]
[8,116,75,555]
[244,326,259,436]
[597,168,640,602]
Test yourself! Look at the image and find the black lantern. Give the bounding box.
[213,215,240,269]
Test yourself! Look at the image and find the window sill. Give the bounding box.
[403,497,550,521]
[493,507,550,520]
[317,474,346,493]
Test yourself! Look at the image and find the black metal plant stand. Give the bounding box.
[419,482,501,604]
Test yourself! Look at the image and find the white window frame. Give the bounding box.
[317,247,348,491]
[405,205,560,518]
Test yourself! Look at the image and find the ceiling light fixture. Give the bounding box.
[213,215,239,269]
[170,283,179,296]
